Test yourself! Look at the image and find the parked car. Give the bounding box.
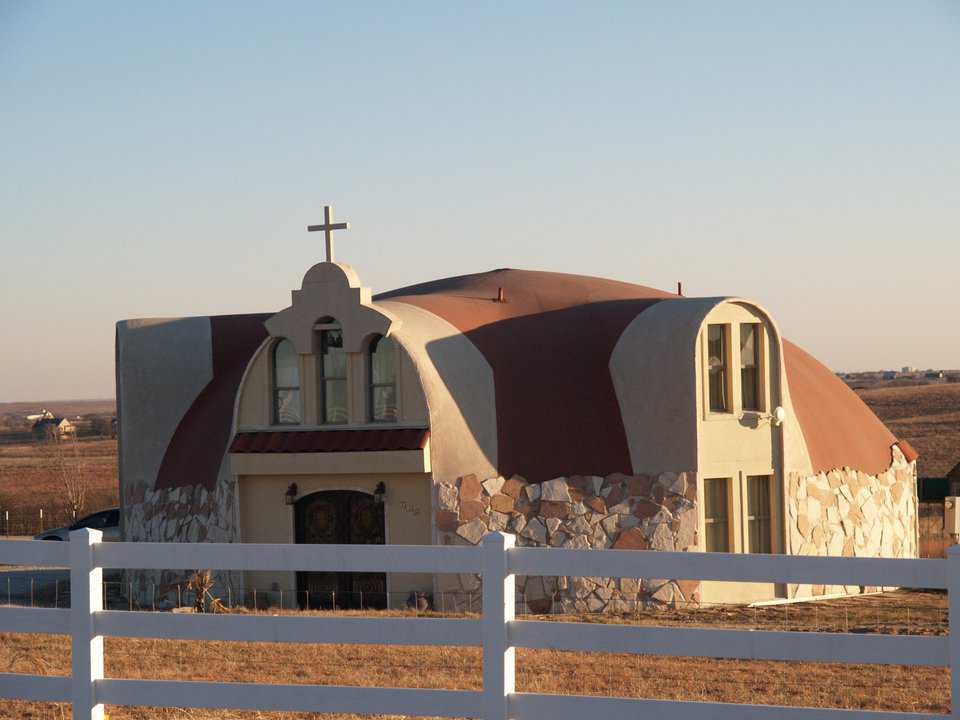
[33,507,121,541]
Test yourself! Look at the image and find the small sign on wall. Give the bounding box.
[399,501,422,517]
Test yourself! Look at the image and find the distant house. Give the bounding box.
[882,370,898,381]
[32,416,76,440]
[948,463,960,496]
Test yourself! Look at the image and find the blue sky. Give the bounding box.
[1,2,958,401]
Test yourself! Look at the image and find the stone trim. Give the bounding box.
[435,471,698,613]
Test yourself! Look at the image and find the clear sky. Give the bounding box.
[1,2,958,402]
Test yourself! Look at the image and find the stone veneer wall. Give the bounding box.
[786,445,918,599]
[122,479,239,605]
[435,472,699,613]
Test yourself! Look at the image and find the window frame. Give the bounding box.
[706,323,732,414]
[739,322,765,413]
[271,338,302,426]
[703,477,732,552]
[367,334,399,423]
[317,324,348,425]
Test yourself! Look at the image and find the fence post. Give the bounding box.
[70,528,104,720]
[482,532,515,720]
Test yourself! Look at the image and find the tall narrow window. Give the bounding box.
[368,335,398,422]
[272,338,301,425]
[740,323,762,411]
[319,328,347,424]
[746,475,772,554]
[704,478,730,552]
[707,324,729,412]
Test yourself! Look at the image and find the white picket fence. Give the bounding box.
[0,529,956,719]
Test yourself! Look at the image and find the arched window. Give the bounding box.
[318,323,348,424]
[272,338,301,424]
[368,335,398,422]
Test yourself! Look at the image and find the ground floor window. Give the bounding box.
[746,475,773,553]
[704,477,731,552]
[703,472,778,554]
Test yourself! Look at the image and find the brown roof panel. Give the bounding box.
[230,428,430,454]
[378,268,675,481]
[783,340,898,476]
[155,314,271,491]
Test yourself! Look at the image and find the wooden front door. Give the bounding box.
[295,490,386,609]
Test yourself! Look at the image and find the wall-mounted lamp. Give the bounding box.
[758,406,787,428]
[284,482,299,506]
[374,481,386,505]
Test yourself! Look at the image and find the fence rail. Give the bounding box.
[0,529,955,720]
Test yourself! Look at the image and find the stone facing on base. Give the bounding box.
[787,445,919,599]
[435,471,699,613]
[123,479,239,605]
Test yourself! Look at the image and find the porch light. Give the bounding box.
[374,481,386,504]
[284,483,298,505]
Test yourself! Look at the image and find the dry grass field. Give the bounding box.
[0,399,115,418]
[0,387,955,717]
[856,382,960,477]
[0,590,949,719]
[0,438,118,535]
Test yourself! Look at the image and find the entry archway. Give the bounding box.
[295,490,386,609]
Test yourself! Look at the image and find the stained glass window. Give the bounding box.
[319,328,348,424]
[272,338,301,424]
[368,335,398,422]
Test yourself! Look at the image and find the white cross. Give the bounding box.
[307,205,350,263]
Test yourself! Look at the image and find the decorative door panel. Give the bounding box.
[295,490,386,609]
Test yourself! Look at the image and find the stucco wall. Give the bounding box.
[377,300,498,489]
[235,334,428,428]
[786,445,919,598]
[238,473,433,609]
[435,471,699,612]
[117,317,241,605]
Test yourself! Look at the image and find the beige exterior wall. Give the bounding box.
[610,297,717,474]
[695,302,784,604]
[238,473,433,609]
[377,300,499,489]
[613,297,817,605]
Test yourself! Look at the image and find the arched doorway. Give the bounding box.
[295,490,386,609]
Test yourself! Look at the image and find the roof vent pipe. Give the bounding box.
[677,281,683,296]
[496,287,506,303]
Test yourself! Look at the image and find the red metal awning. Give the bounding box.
[229,428,429,454]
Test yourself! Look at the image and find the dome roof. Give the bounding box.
[379,268,904,479]
[379,269,673,481]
